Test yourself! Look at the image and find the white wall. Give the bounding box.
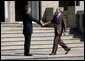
[75,1,84,14]
[41,1,59,18]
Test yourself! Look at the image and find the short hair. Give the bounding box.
[56,7,63,13]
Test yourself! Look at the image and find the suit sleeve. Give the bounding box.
[28,14,41,25]
[62,15,67,32]
[57,14,66,32]
[51,15,55,24]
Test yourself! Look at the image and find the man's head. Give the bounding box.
[56,7,61,14]
[24,5,31,14]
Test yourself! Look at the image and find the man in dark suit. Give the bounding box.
[22,4,42,56]
[42,8,71,55]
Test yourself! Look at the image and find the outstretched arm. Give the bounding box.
[28,14,41,25]
[40,15,55,26]
[40,20,51,26]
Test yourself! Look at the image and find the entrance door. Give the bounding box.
[0,1,5,22]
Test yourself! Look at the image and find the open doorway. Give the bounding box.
[15,1,29,21]
[0,1,5,22]
[15,1,24,21]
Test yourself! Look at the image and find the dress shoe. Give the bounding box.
[24,53,33,56]
[49,53,56,55]
[65,48,71,54]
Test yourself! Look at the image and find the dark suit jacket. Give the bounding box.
[23,13,41,35]
[51,13,66,36]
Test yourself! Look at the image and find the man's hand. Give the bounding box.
[63,29,66,36]
[40,20,45,26]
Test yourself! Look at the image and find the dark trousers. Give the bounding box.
[24,34,31,54]
[51,28,70,53]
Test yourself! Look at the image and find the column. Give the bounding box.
[36,1,39,20]
[8,1,15,22]
[32,1,39,20]
[5,1,9,22]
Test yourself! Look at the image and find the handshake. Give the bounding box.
[40,20,48,27]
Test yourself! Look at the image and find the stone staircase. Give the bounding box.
[1,22,84,60]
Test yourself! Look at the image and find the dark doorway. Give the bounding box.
[15,1,28,21]
[39,1,41,20]
[15,1,23,21]
[0,1,5,22]
[59,1,75,11]
[76,14,80,28]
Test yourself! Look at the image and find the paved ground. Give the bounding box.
[1,47,84,60]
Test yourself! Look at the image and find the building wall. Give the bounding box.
[64,6,76,28]
[60,1,84,32]
[75,1,84,14]
[3,1,84,34]
[4,1,39,22]
[75,1,84,33]
[41,1,59,18]
[4,1,15,22]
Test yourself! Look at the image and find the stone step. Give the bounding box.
[1,23,84,60]
[1,36,75,40]
[1,33,76,37]
[1,22,40,26]
[1,27,70,31]
[1,24,40,27]
[1,31,72,36]
[1,30,54,33]
[1,24,23,27]
[1,22,22,24]
[1,38,81,42]
[1,27,54,31]
[1,37,81,42]
[1,34,74,37]
[1,47,84,51]
[1,40,81,45]
[1,33,83,38]
[1,27,53,29]
[1,47,84,52]
[1,29,79,35]
[1,43,84,50]
[1,41,83,46]
[1,27,54,29]
[1,30,70,35]
[1,46,84,51]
